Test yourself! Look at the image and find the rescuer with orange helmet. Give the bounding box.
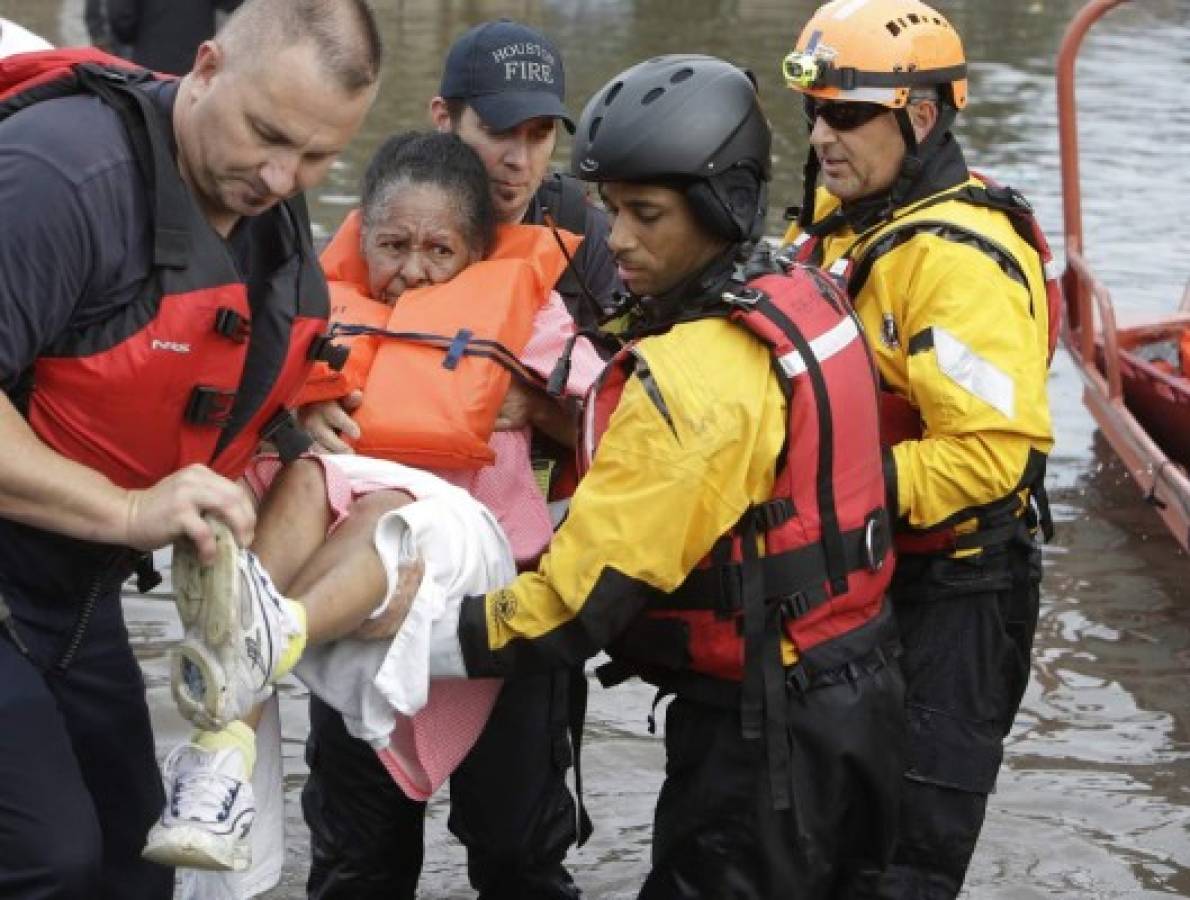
[780,1,1055,896]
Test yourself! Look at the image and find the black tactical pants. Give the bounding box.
[0,590,172,900]
[640,644,906,899]
[877,535,1042,899]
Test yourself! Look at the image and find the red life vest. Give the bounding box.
[585,264,894,685]
[0,51,333,488]
[296,212,579,469]
[788,172,1060,551]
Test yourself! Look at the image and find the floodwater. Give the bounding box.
[3,0,1188,896]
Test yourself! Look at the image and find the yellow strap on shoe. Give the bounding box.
[194,719,257,777]
[276,599,307,681]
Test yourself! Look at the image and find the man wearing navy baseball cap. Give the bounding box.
[302,19,618,900]
[439,18,575,136]
[427,19,617,329]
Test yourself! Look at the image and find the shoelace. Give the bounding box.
[170,765,241,823]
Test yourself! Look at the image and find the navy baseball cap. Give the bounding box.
[439,20,575,133]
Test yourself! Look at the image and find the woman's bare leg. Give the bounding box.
[250,458,335,593]
[191,479,415,731]
[287,488,415,645]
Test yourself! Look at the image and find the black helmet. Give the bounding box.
[571,54,772,243]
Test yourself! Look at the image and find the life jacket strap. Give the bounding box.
[260,409,313,464]
[737,512,794,811]
[664,508,890,616]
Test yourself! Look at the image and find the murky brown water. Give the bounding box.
[4,0,1188,896]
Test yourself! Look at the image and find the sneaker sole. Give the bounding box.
[171,642,227,731]
[171,518,241,730]
[143,821,251,872]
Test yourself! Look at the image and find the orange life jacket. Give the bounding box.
[298,211,580,469]
[1181,328,1190,379]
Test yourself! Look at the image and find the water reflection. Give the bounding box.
[3,0,1188,895]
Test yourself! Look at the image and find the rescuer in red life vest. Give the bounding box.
[0,1,380,895]
[379,54,908,897]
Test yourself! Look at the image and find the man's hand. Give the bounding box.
[298,392,363,454]
[496,380,578,447]
[123,464,256,563]
[351,553,425,641]
[494,380,542,432]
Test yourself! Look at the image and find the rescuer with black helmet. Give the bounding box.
[381,53,909,897]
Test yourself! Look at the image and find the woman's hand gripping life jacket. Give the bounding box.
[299,211,580,469]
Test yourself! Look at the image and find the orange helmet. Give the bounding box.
[782,0,968,110]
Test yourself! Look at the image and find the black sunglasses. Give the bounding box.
[802,97,888,132]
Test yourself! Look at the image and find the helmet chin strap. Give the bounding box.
[625,247,740,338]
[797,148,822,230]
[888,102,957,212]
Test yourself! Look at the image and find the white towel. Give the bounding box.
[179,458,513,898]
[296,471,513,742]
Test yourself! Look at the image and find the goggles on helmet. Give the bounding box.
[802,96,888,132]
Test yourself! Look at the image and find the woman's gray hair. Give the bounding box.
[360,131,497,259]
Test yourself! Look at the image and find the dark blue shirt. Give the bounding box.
[0,85,156,392]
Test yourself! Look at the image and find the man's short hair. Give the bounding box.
[218,0,383,93]
[442,97,467,126]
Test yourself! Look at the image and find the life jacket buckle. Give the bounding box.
[773,243,800,273]
[862,510,889,573]
[785,662,811,694]
[308,334,350,372]
[213,307,251,343]
[721,287,764,308]
[184,386,236,427]
[442,329,474,370]
[781,591,811,620]
[261,409,313,463]
[751,497,794,532]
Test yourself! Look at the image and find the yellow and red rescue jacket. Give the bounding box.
[585,267,893,686]
[297,211,580,470]
[783,174,1056,553]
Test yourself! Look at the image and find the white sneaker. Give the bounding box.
[142,742,255,872]
[171,519,301,730]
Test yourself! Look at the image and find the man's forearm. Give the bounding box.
[0,392,128,543]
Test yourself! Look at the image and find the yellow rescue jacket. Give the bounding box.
[459,317,788,671]
[298,211,579,469]
[783,179,1054,535]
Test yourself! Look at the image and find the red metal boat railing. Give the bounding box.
[1057,0,1190,552]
